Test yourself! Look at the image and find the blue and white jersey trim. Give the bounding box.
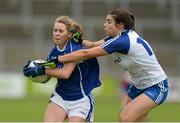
[101,31,130,54]
[86,93,94,122]
[101,34,120,49]
[77,65,86,97]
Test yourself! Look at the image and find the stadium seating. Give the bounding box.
[0,0,179,75]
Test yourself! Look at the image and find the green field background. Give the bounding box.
[0,77,180,122]
[0,96,180,122]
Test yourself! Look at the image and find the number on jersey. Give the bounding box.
[137,38,153,56]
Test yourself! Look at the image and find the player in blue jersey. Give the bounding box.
[49,10,169,122]
[23,16,101,122]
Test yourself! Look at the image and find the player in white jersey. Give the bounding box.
[49,10,168,122]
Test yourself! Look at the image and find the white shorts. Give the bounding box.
[50,92,94,122]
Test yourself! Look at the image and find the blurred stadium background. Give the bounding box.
[0,0,180,122]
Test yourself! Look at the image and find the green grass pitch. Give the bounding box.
[0,95,179,122]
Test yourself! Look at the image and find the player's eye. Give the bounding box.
[59,29,64,33]
[53,29,57,32]
[105,19,112,25]
[107,20,112,24]
[53,29,64,33]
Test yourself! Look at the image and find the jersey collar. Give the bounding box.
[119,29,130,36]
[56,41,69,52]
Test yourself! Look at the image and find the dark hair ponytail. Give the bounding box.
[108,9,135,30]
[130,14,135,30]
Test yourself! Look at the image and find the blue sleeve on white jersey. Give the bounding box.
[103,36,113,42]
[101,34,130,54]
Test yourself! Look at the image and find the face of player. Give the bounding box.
[104,15,124,37]
[53,22,71,49]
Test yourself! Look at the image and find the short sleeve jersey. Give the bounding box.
[48,38,101,100]
[101,30,167,89]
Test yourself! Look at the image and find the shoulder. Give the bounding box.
[127,30,139,38]
[103,36,113,42]
[69,38,83,52]
[104,31,131,45]
[101,32,130,54]
[47,46,57,60]
[48,45,58,54]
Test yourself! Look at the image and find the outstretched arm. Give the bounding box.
[58,46,108,63]
[82,39,104,48]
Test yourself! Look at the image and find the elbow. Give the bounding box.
[62,74,71,79]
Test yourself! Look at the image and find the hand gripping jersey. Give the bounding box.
[48,38,101,101]
[101,30,167,89]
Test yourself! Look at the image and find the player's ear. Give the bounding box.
[117,22,124,30]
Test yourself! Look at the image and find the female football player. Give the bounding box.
[49,10,169,122]
[23,16,101,122]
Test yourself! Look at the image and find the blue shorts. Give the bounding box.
[126,79,168,105]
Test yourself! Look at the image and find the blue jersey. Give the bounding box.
[48,38,101,101]
[101,30,167,89]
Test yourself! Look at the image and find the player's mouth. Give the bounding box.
[54,38,61,41]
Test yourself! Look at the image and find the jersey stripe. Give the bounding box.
[101,34,120,48]
[155,81,164,103]
[77,65,86,97]
[86,93,94,122]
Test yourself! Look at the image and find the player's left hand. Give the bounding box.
[23,60,31,70]
[71,30,83,43]
[23,64,45,77]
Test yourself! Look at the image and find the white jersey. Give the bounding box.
[101,30,167,89]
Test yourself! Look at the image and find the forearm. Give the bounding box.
[44,63,75,79]
[58,50,88,63]
[58,46,108,63]
[45,68,69,79]
[82,40,104,48]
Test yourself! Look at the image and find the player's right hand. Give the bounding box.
[23,61,31,70]
[23,61,31,75]
[23,65,45,77]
